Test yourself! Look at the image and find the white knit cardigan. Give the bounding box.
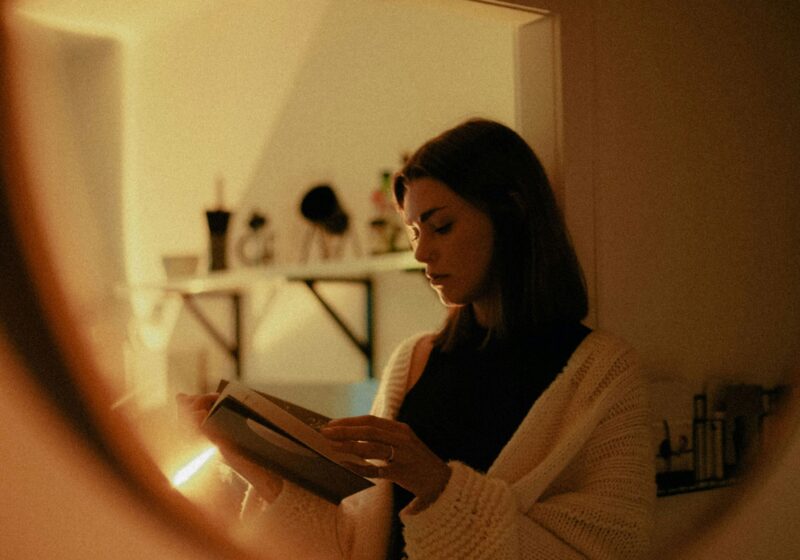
[240,330,656,560]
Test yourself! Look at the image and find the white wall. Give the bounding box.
[591,2,800,387]
[508,0,800,555]
[511,0,800,388]
[132,0,547,388]
[590,3,799,551]
[231,0,536,384]
[8,0,549,397]
[128,0,331,281]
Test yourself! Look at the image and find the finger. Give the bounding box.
[176,392,219,412]
[192,393,220,411]
[341,461,384,480]
[179,397,215,414]
[331,440,394,461]
[325,415,398,429]
[321,424,398,446]
[192,410,208,426]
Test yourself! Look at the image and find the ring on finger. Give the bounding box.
[387,444,396,463]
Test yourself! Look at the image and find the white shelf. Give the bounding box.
[117,251,422,379]
[122,251,422,296]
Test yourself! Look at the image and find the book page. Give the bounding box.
[256,392,330,431]
[215,380,372,468]
[245,419,318,457]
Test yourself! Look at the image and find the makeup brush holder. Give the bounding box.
[206,209,232,271]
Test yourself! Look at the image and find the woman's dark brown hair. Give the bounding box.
[393,118,588,350]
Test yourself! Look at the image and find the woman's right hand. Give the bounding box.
[176,392,219,429]
[175,392,284,502]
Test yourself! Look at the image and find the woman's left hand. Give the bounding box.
[320,416,451,510]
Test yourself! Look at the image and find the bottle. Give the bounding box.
[237,211,274,266]
[692,394,708,483]
[206,175,232,271]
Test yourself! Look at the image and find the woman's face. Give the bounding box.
[401,177,497,321]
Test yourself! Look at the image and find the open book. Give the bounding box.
[201,380,374,504]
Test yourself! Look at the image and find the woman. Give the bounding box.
[184,119,655,559]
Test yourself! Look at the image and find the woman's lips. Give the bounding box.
[427,273,449,286]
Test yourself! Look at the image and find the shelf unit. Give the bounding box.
[122,251,422,379]
[656,476,736,498]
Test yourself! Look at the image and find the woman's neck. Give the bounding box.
[471,288,501,329]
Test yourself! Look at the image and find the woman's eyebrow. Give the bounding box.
[419,206,445,224]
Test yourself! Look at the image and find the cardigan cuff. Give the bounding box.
[238,480,340,556]
[400,461,517,558]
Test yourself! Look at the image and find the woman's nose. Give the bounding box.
[413,233,435,263]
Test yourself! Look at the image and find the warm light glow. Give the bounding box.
[170,446,218,487]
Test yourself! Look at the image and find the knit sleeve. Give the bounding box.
[523,377,655,559]
[232,334,424,559]
[400,343,655,560]
[237,481,342,559]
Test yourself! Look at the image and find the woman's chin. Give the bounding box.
[435,290,467,309]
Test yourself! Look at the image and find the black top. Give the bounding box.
[387,322,590,560]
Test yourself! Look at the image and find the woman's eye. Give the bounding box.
[407,227,420,242]
[434,223,452,234]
